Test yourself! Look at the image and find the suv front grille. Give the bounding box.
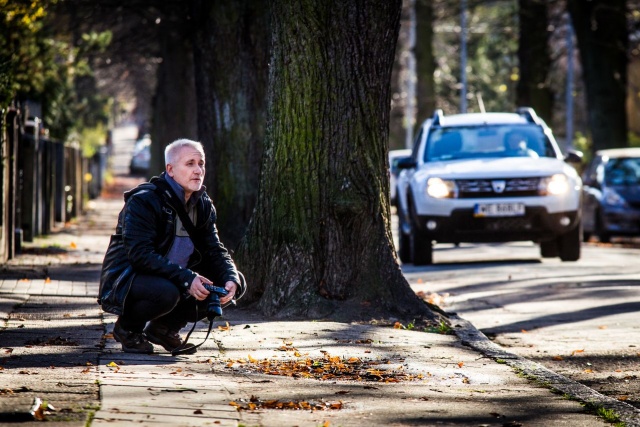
[456,177,540,198]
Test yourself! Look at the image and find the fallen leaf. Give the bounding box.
[457,362,464,368]
[70,242,77,249]
[32,400,46,421]
[598,325,608,330]
[571,349,584,356]
[106,361,120,372]
[552,356,564,361]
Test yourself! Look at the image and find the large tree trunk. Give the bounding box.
[517,0,553,124]
[415,0,437,126]
[150,15,198,177]
[190,0,269,249]
[237,0,438,322]
[567,0,628,151]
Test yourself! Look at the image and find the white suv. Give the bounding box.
[395,108,583,265]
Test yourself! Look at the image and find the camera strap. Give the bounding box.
[171,305,215,356]
[152,179,217,356]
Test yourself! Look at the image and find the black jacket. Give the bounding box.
[98,173,243,315]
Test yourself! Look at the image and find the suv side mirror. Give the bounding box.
[564,149,583,164]
[396,156,417,170]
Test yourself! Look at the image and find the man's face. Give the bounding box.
[166,146,205,200]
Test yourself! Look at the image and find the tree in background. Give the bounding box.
[0,0,110,143]
[415,0,437,127]
[432,1,518,115]
[237,0,440,322]
[149,4,198,176]
[190,0,269,249]
[568,0,628,151]
[516,0,553,124]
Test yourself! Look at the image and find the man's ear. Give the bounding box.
[166,163,173,177]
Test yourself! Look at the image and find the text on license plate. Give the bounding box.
[474,203,525,217]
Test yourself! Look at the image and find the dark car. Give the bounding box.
[129,134,151,175]
[582,148,640,242]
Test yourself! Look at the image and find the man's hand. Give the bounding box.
[220,281,238,305]
[188,274,213,301]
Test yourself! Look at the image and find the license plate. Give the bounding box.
[474,203,525,217]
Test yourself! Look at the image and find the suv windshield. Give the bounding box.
[424,124,556,162]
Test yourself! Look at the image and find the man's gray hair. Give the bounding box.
[164,139,205,166]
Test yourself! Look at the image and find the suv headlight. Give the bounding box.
[539,174,569,196]
[427,177,457,198]
[603,188,628,207]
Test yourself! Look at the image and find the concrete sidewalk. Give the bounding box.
[1,175,639,426]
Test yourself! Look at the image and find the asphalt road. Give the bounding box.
[400,237,640,412]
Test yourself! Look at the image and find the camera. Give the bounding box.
[202,284,229,320]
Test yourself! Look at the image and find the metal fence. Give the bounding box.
[0,107,106,263]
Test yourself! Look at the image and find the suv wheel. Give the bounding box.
[558,222,581,262]
[410,229,433,265]
[397,206,412,263]
[407,197,433,265]
[540,240,559,258]
[596,212,611,243]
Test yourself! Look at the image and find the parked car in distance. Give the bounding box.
[581,147,640,243]
[395,107,583,265]
[389,148,412,204]
[129,134,151,175]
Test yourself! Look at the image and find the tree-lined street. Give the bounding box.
[3,1,640,424]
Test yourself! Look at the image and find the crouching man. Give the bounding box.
[99,138,245,354]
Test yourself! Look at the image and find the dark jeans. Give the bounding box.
[118,274,208,332]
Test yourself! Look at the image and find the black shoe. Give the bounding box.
[144,321,197,354]
[113,321,154,354]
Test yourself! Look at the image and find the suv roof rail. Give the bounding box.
[432,109,444,125]
[515,107,542,124]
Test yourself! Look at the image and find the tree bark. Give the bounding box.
[190,0,269,249]
[237,0,438,322]
[517,0,553,124]
[567,0,628,151]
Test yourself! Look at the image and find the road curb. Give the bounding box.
[450,313,640,427]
